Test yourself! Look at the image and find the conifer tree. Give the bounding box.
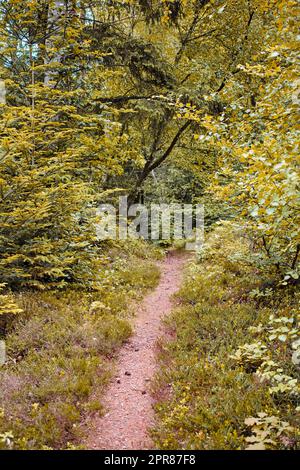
[0,0,135,287]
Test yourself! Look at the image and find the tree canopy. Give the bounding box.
[0,0,299,288]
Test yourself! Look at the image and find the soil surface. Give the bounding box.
[84,251,189,450]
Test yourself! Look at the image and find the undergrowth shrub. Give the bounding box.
[0,284,23,336]
[152,222,299,450]
[0,240,161,449]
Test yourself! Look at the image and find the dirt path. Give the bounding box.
[84,251,189,450]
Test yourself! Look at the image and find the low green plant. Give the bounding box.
[0,240,161,449]
[0,284,23,335]
[244,413,295,450]
[152,223,299,450]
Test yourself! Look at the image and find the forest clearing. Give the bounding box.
[0,0,299,457]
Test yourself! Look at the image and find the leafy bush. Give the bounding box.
[0,241,161,449]
[152,223,299,450]
[0,284,23,335]
[244,413,295,450]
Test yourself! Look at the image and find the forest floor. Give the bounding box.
[83,250,190,450]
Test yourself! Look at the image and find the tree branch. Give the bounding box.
[95,95,151,104]
[128,120,191,204]
[292,244,300,270]
[215,9,255,93]
[148,121,191,173]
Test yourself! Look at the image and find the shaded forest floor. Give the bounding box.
[0,241,163,450]
[1,230,298,450]
[151,225,299,450]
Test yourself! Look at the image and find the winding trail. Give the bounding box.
[84,251,189,450]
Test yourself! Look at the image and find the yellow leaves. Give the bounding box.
[244,413,295,450]
[199,0,300,271]
[0,284,23,316]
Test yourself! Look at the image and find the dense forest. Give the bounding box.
[0,0,299,452]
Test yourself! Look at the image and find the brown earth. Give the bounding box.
[84,250,190,450]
